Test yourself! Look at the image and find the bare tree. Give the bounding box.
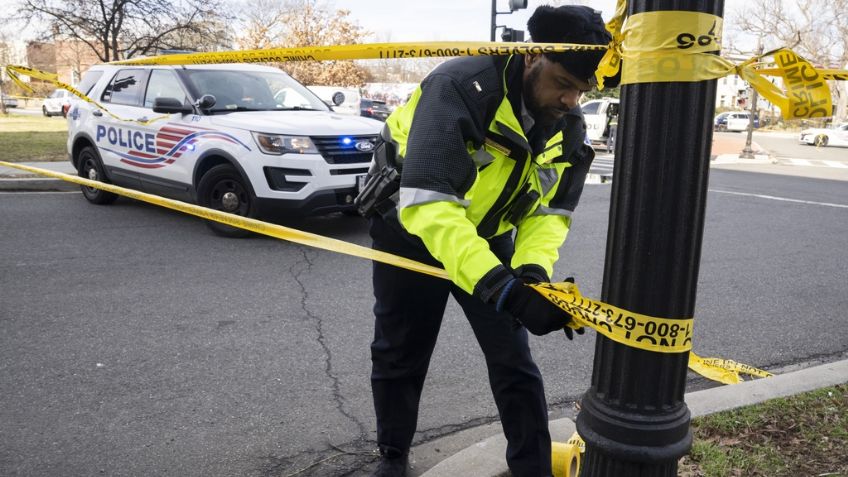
[235,0,289,50]
[14,0,231,61]
[729,0,848,119]
[279,0,369,86]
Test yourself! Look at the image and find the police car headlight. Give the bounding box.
[252,133,318,155]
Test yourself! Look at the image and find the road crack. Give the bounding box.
[289,247,368,439]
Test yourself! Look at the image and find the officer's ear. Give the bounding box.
[525,54,542,68]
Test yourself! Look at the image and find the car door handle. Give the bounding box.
[137,117,148,122]
[92,110,103,117]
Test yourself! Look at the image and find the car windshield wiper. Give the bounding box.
[277,106,322,111]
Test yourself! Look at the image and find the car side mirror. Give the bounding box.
[332,92,345,106]
[153,97,193,114]
[195,94,217,110]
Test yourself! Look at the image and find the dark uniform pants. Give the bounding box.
[369,215,553,477]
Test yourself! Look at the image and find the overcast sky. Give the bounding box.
[334,0,616,42]
[3,1,753,51]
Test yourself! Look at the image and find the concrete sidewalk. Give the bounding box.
[411,359,848,477]
[0,161,78,192]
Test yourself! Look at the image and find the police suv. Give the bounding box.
[67,63,382,236]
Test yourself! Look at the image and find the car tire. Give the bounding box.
[814,134,828,147]
[196,164,256,238]
[78,146,119,205]
[42,105,49,117]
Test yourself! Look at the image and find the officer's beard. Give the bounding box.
[522,64,564,129]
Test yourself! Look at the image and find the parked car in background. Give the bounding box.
[713,112,730,131]
[724,111,759,132]
[2,95,19,108]
[580,97,619,145]
[43,89,72,117]
[66,63,382,237]
[360,98,391,121]
[799,123,848,147]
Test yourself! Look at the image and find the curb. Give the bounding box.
[0,177,79,192]
[417,359,848,477]
[0,162,78,192]
[711,153,775,165]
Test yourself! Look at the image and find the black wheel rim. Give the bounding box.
[208,177,250,216]
[80,155,100,196]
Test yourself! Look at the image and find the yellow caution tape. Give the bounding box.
[531,282,771,384]
[0,161,448,280]
[107,41,607,66]
[0,161,772,385]
[597,1,839,120]
[551,438,581,477]
[551,431,585,477]
[688,352,774,384]
[530,282,693,354]
[3,65,170,125]
[6,27,846,122]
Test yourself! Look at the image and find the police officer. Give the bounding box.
[364,6,619,476]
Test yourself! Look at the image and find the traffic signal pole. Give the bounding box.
[576,1,724,475]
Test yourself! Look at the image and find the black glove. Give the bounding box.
[495,278,576,336]
[559,276,585,340]
[514,264,549,284]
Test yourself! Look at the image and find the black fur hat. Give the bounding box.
[527,5,620,87]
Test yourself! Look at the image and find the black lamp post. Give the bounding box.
[576,1,724,475]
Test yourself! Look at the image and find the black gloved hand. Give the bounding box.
[560,276,585,340]
[495,278,576,336]
[514,264,549,284]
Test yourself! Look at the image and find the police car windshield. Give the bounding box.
[181,69,330,113]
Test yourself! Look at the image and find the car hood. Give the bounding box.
[208,111,382,135]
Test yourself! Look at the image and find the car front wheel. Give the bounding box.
[78,146,119,205]
[196,164,256,238]
[814,134,829,147]
[42,105,49,117]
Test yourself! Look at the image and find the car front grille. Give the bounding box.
[311,135,378,164]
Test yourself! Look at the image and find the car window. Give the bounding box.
[49,89,62,98]
[144,70,187,108]
[76,71,104,95]
[102,69,149,106]
[181,69,329,112]
[581,101,601,115]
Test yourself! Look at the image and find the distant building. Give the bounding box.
[25,39,101,86]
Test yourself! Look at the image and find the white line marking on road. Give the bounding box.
[823,161,848,169]
[710,189,848,209]
[788,158,813,166]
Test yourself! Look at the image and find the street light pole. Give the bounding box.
[740,40,764,159]
[491,0,497,41]
[575,1,724,476]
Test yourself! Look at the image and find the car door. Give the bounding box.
[134,68,197,198]
[95,68,151,190]
[581,100,605,141]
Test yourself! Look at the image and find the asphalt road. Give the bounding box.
[2,168,847,476]
[751,131,848,163]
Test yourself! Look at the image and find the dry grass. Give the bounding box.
[679,384,847,477]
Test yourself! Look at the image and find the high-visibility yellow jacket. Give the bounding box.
[384,54,595,302]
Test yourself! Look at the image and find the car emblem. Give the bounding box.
[355,140,374,152]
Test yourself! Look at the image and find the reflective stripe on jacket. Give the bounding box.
[384,54,594,301]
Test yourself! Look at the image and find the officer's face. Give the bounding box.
[523,54,592,125]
